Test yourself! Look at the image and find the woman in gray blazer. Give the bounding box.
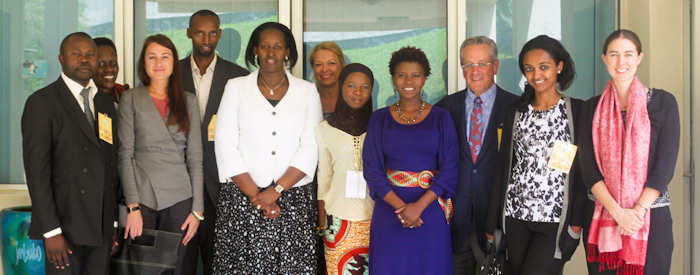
[118,34,204,275]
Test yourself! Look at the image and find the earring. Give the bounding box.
[421,90,426,100]
[393,88,398,98]
[557,70,561,74]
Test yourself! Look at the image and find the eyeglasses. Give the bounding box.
[461,62,492,69]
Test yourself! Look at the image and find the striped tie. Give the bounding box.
[80,88,95,129]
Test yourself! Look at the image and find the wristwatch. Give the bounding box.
[272,183,285,194]
[126,205,141,213]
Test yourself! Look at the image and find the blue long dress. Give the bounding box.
[363,106,459,274]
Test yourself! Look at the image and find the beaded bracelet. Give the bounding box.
[635,201,649,213]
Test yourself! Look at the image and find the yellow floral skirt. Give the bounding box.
[324,215,370,275]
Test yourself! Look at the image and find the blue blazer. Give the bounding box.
[435,85,517,253]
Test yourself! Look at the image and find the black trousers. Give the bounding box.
[453,217,486,275]
[44,236,112,275]
[181,192,217,275]
[504,217,566,275]
[141,198,192,275]
[583,201,673,275]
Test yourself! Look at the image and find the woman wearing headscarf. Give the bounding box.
[317,63,374,275]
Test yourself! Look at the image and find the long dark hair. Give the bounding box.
[244,22,298,69]
[516,35,576,111]
[137,34,190,135]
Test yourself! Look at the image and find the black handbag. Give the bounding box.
[480,229,506,275]
[111,227,182,275]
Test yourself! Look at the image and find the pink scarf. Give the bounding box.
[588,76,651,275]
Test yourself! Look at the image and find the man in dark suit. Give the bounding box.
[435,36,518,275]
[22,32,120,275]
[180,10,249,275]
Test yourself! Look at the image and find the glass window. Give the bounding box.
[304,0,447,109]
[133,0,279,84]
[0,0,115,184]
[466,0,615,99]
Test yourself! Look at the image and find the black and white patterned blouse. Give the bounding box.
[505,97,571,223]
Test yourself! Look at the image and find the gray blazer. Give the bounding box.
[118,85,204,212]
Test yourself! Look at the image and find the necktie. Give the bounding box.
[468,96,483,163]
[80,88,95,129]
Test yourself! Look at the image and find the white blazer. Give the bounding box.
[215,69,323,188]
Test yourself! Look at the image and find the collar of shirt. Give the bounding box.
[466,84,497,109]
[191,53,217,77]
[61,72,97,113]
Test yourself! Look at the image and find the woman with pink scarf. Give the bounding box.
[578,29,680,275]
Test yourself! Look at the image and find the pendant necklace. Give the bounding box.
[260,75,286,95]
[396,100,425,124]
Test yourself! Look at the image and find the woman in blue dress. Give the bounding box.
[363,46,459,274]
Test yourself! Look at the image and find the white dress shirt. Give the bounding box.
[61,72,97,117]
[215,69,323,188]
[191,54,217,121]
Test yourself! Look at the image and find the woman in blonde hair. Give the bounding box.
[310,41,345,119]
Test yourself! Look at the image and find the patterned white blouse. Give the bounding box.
[505,97,571,223]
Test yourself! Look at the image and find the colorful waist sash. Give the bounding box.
[386,169,453,224]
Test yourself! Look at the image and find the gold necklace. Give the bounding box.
[260,75,286,95]
[396,100,425,124]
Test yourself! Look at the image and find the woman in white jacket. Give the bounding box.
[212,22,323,274]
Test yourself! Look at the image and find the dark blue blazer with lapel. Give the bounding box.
[435,85,517,253]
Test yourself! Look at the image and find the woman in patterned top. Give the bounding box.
[578,29,679,275]
[486,35,586,275]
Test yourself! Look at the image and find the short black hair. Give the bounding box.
[388,46,431,77]
[189,10,220,29]
[60,32,93,56]
[244,22,298,69]
[93,37,117,55]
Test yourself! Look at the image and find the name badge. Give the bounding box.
[497,128,503,150]
[345,171,367,199]
[548,140,578,173]
[98,112,113,144]
[208,114,216,141]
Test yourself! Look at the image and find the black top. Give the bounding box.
[577,89,680,193]
[268,99,280,107]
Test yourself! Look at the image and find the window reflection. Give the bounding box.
[0,0,114,183]
[133,0,279,85]
[466,0,615,99]
[304,0,448,109]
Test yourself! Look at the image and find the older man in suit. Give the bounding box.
[22,32,119,275]
[436,36,518,275]
[180,10,249,275]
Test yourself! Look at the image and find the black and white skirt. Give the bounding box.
[213,182,317,274]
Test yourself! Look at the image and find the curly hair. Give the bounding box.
[388,46,431,77]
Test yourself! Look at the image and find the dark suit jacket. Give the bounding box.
[180,55,249,206]
[22,77,120,246]
[435,85,518,253]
